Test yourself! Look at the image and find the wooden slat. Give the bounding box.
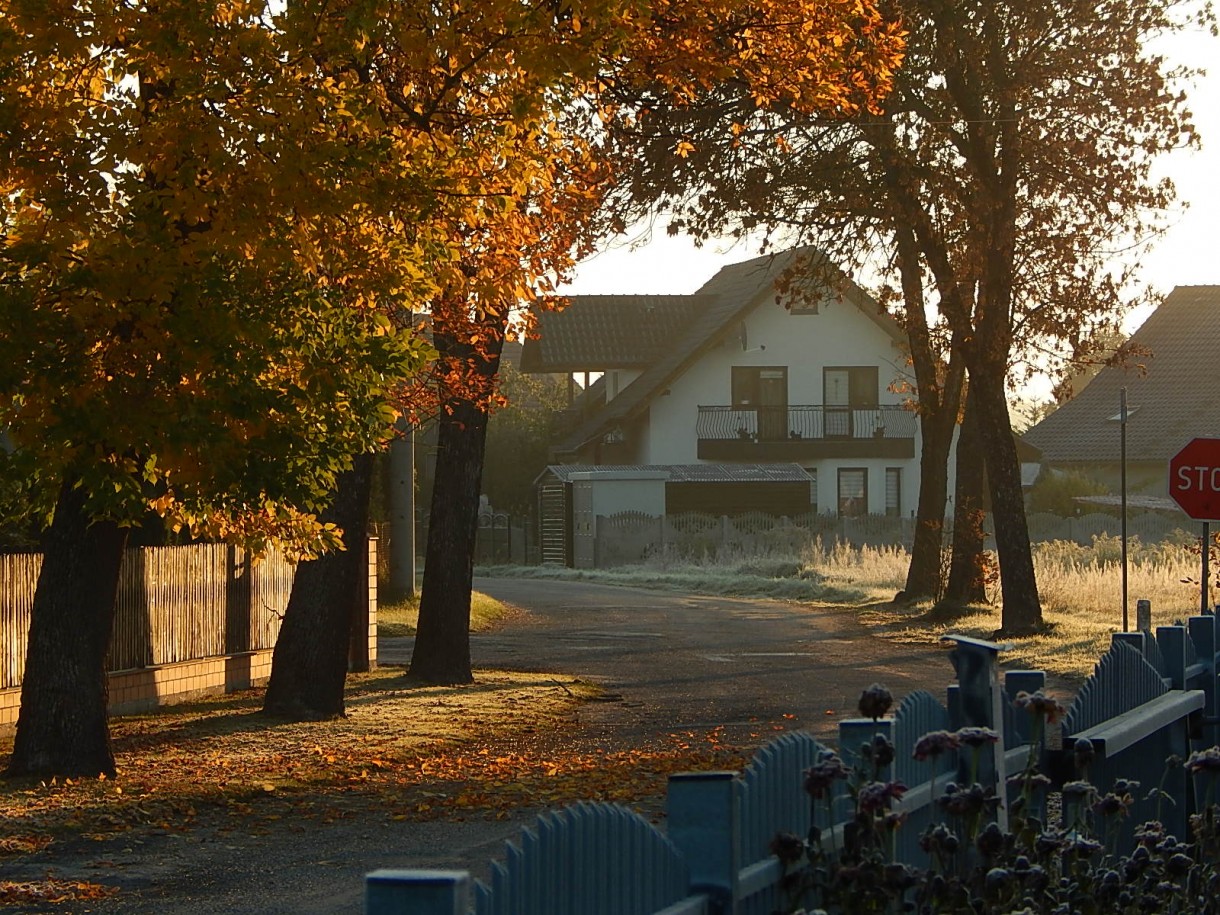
[2,543,298,688]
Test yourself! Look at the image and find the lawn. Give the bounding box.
[376,589,518,637]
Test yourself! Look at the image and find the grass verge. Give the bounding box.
[377,589,516,638]
[0,666,745,904]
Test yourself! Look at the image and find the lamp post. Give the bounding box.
[1120,388,1128,631]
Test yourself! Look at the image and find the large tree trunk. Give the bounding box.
[971,368,1042,634]
[7,479,128,778]
[263,453,374,720]
[903,405,956,602]
[891,218,964,604]
[943,386,988,607]
[409,331,503,685]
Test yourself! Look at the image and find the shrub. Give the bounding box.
[773,686,1220,914]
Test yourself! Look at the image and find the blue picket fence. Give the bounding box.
[367,611,1220,915]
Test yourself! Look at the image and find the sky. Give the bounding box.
[562,21,1220,349]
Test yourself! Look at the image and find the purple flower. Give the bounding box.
[955,726,999,748]
[858,780,907,813]
[1013,689,1067,724]
[769,831,804,865]
[1186,746,1220,775]
[803,752,850,799]
[858,684,893,721]
[913,730,960,761]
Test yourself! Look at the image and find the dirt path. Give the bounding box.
[2,579,1058,913]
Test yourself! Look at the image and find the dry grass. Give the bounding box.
[377,590,517,638]
[819,535,1212,682]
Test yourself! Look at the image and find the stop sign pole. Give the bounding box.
[1168,437,1220,614]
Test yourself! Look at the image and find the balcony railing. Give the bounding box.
[695,404,917,461]
[698,404,916,441]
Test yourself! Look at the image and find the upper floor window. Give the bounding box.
[823,366,879,408]
[824,367,879,438]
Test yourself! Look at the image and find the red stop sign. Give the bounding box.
[1168,438,1220,521]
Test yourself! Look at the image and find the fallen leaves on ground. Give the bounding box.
[0,878,119,906]
[1,668,753,863]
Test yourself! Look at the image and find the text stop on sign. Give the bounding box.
[1168,438,1220,521]
[1175,466,1220,491]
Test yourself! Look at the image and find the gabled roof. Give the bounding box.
[1024,286,1220,463]
[519,295,714,372]
[547,247,903,455]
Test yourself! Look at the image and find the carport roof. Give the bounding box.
[539,463,814,484]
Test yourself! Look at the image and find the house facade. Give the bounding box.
[1023,285,1220,500]
[523,248,922,521]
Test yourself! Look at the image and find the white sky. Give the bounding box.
[563,22,1220,348]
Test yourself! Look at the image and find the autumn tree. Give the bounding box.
[0,1,430,775]
[602,0,1202,632]
[384,0,907,685]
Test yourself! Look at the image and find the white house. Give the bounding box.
[522,247,922,521]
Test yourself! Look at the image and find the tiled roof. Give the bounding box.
[519,295,713,372]
[552,247,903,454]
[540,463,814,484]
[1023,286,1220,463]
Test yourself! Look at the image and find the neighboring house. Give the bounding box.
[1023,285,1220,497]
[522,248,921,526]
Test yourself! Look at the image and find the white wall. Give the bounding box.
[641,294,928,518]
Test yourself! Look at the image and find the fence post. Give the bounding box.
[667,772,739,914]
[1113,630,1146,657]
[1137,599,1152,633]
[1157,625,1188,691]
[1004,671,1046,747]
[838,718,894,822]
[1185,619,1215,746]
[365,869,470,915]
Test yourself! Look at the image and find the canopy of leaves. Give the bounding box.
[0,0,905,550]
[605,0,1206,385]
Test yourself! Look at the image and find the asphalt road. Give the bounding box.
[12,576,967,914]
[384,576,959,744]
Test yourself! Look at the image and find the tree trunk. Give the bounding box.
[409,332,503,685]
[263,453,374,720]
[971,368,1043,634]
[890,212,964,604]
[902,406,956,602]
[7,479,128,778]
[943,386,988,607]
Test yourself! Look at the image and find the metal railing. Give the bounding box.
[696,404,916,442]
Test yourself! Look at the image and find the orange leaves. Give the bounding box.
[0,879,119,907]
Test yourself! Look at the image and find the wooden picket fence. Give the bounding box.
[0,544,294,690]
[368,609,1220,915]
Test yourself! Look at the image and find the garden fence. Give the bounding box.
[583,509,1189,568]
[1,543,293,689]
[368,608,1220,914]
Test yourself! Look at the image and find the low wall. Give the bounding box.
[0,649,277,727]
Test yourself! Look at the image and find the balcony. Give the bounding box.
[696,404,917,461]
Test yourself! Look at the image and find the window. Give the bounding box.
[807,468,818,514]
[732,366,788,441]
[823,367,879,437]
[838,468,867,517]
[885,468,902,517]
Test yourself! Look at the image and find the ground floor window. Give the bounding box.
[807,468,818,514]
[885,467,902,517]
[838,468,867,517]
